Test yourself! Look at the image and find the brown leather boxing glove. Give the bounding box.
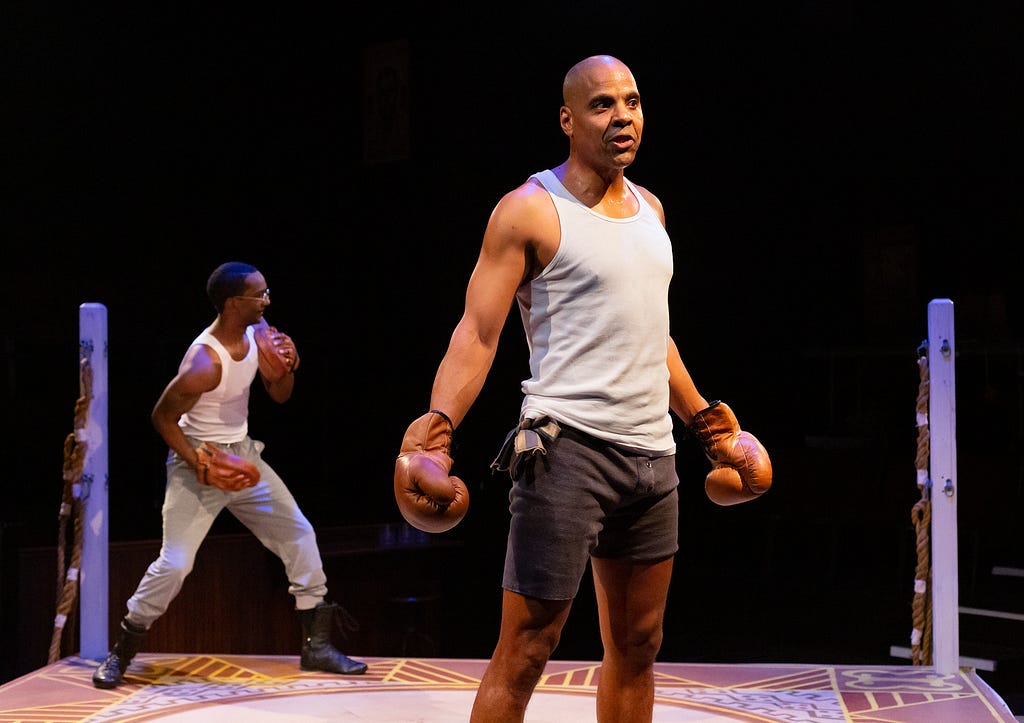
[688,401,772,505]
[195,442,260,491]
[253,321,299,382]
[394,410,470,533]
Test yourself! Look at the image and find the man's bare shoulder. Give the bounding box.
[632,181,666,224]
[483,174,559,255]
[489,175,555,224]
[174,343,223,391]
[630,180,658,204]
[498,174,550,207]
[182,341,221,368]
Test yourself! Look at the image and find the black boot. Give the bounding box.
[92,618,147,689]
[298,602,368,675]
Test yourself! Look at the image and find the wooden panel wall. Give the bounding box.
[11,524,461,680]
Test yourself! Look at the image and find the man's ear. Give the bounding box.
[559,106,573,137]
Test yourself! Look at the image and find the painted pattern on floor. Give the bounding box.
[0,655,1016,722]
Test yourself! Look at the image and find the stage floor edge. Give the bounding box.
[0,654,1018,722]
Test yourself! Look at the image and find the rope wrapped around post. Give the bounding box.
[909,343,932,666]
[49,356,92,663]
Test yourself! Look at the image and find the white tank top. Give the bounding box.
[178,326,259,443]
[518,169,675,454]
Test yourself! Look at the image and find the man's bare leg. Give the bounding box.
[470,590,573,723]
[592,556,674,723]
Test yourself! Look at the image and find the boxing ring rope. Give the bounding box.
[50,353,90,662]
[909,298,959,674]
[51,304,109,662]
[910,346,933,665]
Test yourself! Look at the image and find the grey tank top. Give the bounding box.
[517,169,676,454]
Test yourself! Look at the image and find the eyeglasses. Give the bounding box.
[234,288,270,302]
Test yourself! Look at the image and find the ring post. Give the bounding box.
[79,303,109,659]
[928,298,959,673]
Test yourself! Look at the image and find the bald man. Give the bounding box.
[393,55,770,722]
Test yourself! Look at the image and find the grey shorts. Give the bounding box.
[499,421,679,601]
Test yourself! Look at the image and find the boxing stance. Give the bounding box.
[393,55,771,722]
[93,261,366,689]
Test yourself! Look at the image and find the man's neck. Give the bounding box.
[556,161,627,202]
[208,316,247,345]
[555,161,634,216]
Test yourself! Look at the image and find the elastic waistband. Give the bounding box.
[186,436,248,449]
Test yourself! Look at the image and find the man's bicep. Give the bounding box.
[464,208,534,336]
[153,348,221,417]
[153,380,201,421]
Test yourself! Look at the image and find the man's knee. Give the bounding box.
[606,624,663,667]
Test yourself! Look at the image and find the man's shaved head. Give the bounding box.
[562,55,633,106]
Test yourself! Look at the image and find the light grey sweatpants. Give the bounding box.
[125,436,328,628]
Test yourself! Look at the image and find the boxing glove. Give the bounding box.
[394,410,470,533]
[253,320,299,382]
[688,401,772,505]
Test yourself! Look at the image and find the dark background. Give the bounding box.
[4,0,1023,709]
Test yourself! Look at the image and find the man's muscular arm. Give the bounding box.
[395,179,558,533]
[151,345,221,469]
[428,180,556,427]
[667,337,709,425]
[261,366,294,404]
